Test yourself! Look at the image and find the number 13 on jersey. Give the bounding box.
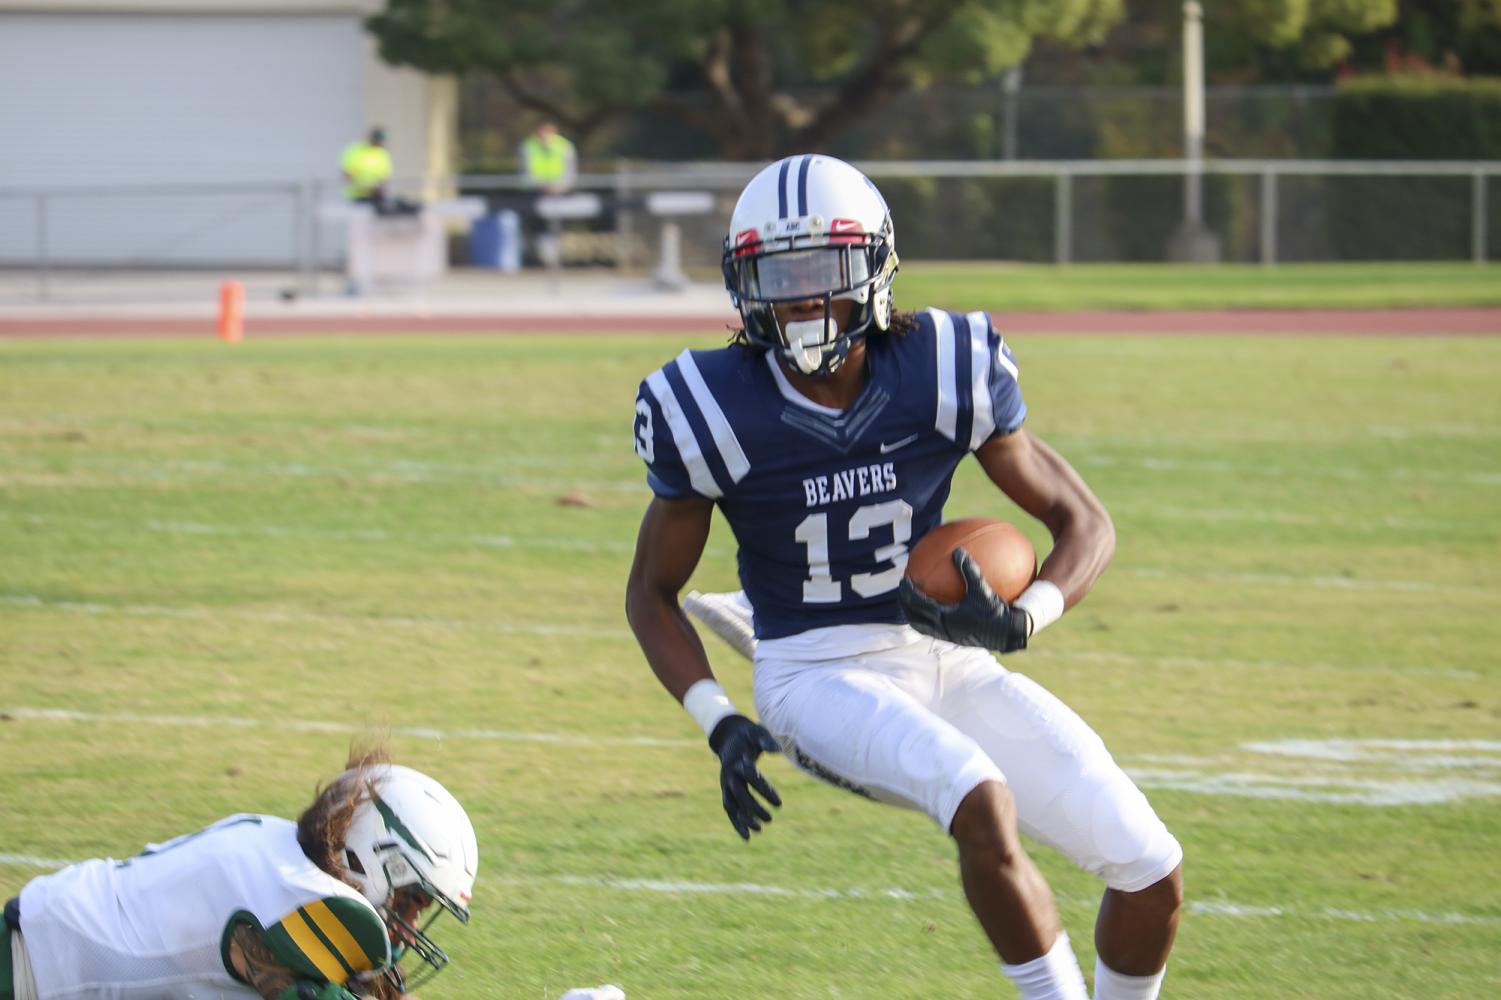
[795,500,913,603]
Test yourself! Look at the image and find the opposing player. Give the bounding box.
[625,155,1183,1000]
[3,749,474,999]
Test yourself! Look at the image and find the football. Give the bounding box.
[904,517,1037,604]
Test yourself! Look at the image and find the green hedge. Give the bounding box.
[1332,75,1501,160]
[1330,76,1501,260]
[878,177,1056,264]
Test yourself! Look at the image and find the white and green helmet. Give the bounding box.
[342,764,478,981]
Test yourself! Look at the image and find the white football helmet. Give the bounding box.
[722,154,899,377]
[342,764,478,984]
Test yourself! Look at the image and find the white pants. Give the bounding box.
[754,627,1182,892]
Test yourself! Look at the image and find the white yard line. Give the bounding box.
[0,853,74,870]
[7,510,1493,600]
[1040,419,1501,445]
[11,414,1501,443]
[1126,768,1501,807]
[1,592,1478,678]
[1076,453,1501,488]
[0,851,1493,929]
[1110,503,1422,530]
[1025,648,1481,680]
[0,707,695,749]
[14,507,1501,591]
[24,455,651,495]
[1245,738,1501,766]
[6,707,1498,806]
[1117,565,1498,599]
[0,500,1467,542]
[3,513,695,558]
[8,448,1501,491]
[0,593,632,639]
[1130,738,1501,806]
[134,517,640,555]
[1106,503,1497,541]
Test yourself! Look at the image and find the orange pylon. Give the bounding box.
[217,280,245,342]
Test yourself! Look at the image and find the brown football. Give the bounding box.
[905,517,1037,604]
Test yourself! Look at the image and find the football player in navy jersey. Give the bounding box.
[625,155,1182,1000]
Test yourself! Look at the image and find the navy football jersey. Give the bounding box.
[632,307,1026,640]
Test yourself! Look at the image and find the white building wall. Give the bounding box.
[0,0,454,267]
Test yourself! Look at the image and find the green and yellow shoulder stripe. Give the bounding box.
[255,896,391,984]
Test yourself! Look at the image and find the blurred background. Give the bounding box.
[2,0,1498,305]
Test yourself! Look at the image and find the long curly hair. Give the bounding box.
[296,742,391,887]
[297,743,409,997]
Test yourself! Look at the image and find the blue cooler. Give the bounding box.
[469,210,521,271]
[470,213,502,268]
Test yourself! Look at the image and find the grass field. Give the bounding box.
[893,261,1501,311]
[2,324,1499,998]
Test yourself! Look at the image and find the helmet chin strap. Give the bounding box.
[783,317,840,375]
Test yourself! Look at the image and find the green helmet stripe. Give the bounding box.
[373,793,435,863]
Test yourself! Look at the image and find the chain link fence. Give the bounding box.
[2,160,1496,302]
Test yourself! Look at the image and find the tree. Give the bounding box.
[366,0,1123,160]
[1231,0,1398,68]
[1029,0,1402,85]
[1345,0,1501,75]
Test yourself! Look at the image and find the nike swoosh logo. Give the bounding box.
[879,433,919,454]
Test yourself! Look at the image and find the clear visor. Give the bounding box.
[738,245,871,302]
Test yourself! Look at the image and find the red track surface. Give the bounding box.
[1,307,1499,337]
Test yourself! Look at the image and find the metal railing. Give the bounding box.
[1,159,1496,301]
[854,159,1499,267]
[0,180,316,301]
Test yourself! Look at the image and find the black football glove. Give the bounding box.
[898,547,1031,653]
[707,714,782,840]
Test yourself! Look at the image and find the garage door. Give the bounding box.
[0,12,364,266]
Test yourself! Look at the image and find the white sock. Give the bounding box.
[1001,931,1089,1000]
[1093,957,1166,1000]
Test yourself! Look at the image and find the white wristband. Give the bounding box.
[682,678,737,737]
[1013,580,1065,637]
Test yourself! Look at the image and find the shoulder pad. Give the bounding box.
[927,308,1025,450]
[636,348,753,499]
[263,895,390,983]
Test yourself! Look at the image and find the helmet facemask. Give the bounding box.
[723,217,898,378]
[364,846,471,989]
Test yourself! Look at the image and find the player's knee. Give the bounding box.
[1131,864,1184,919]
[950,780,1023,866]
[1104,864,1183,942]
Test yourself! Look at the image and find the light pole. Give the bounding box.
[1170,1,1221,262]
[1002,66,1022,161]
[1184,0,1204,225]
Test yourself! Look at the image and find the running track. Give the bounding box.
[1,307,1499,337]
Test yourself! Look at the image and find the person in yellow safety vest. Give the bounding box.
[519,121,579,270]
[520,121,577,195]
[341,126,393,203]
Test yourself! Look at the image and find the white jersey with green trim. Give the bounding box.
[17,813,387,998]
